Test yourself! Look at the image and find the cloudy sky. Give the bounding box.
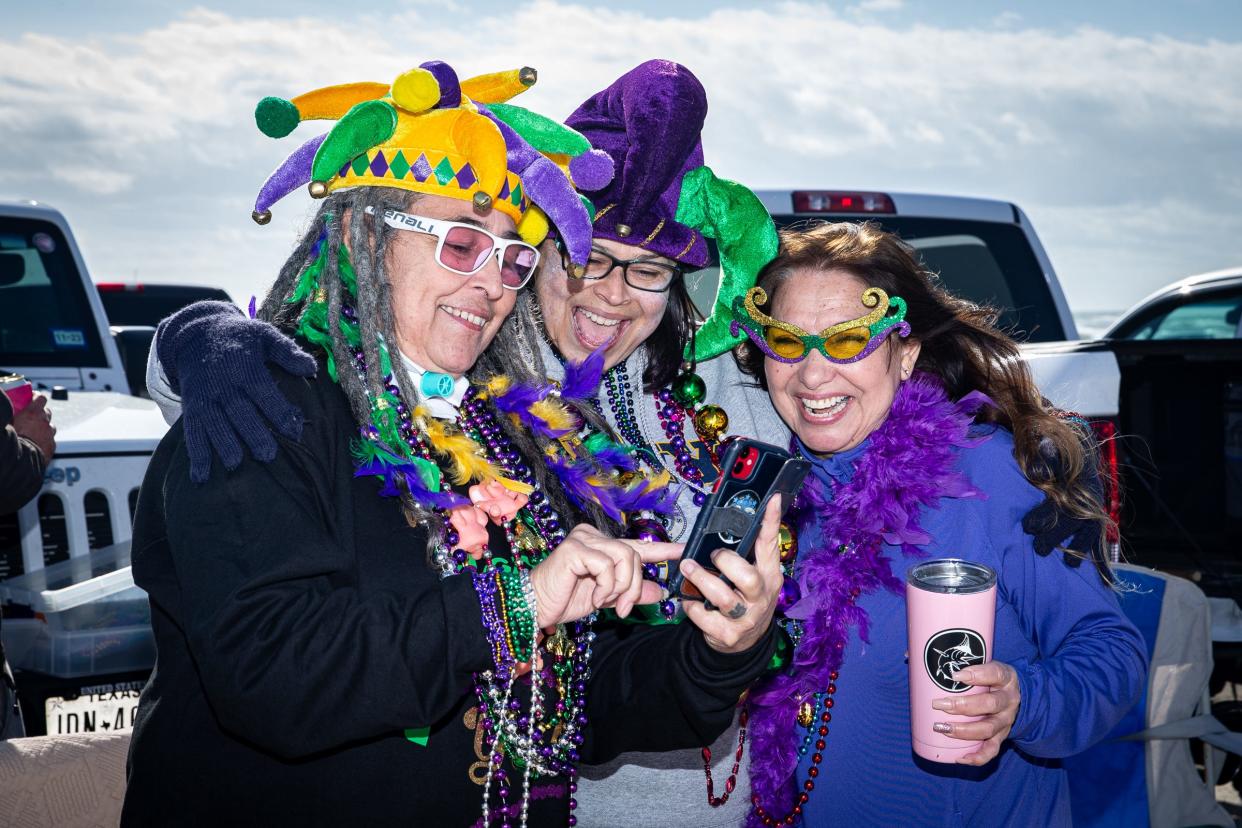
[2,0,1240,323]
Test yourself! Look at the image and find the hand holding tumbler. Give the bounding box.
[906,559,997,763]
[1,374,33,413]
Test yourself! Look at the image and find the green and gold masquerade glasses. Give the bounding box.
[731,286,911,364]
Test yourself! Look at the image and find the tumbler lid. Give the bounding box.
[906,559,996,594]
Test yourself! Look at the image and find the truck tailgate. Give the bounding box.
[1021,341,1120,418]
[1108,339,1242,593]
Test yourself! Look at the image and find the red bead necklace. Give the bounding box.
[750,586,857,825]
[751,670,840,826]
[702,705,748,806]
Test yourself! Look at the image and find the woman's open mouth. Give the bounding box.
[799,394,851,423]
[572,306,629,350]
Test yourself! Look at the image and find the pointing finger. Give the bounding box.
[618,539,684,563]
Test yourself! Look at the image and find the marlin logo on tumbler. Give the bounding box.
[924,628,987,693]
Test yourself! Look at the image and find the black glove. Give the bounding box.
[156,300,316,483]
[1021,432,1105,566]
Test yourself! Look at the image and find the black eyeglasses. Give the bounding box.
[559,245,683,293]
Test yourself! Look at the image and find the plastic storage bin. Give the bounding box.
[2,622,155,678]
[0,618,42,666]
[0,542,151,631]
[0,542,155,678]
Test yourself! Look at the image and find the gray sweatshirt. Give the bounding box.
[538,338,789,828]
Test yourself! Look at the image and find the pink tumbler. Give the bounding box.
[1,374,33,413]
[906,559,996,763]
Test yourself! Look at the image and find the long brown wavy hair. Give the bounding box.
[736,221,1112,579]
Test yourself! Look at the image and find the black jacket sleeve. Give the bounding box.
[581,619,775,763]
[137,376,494,760]
[0,391,45,513]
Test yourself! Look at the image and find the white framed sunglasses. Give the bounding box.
[366,207,540,289]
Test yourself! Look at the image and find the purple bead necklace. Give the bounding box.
[600,361,728,510]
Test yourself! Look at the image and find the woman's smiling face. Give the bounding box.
[764,267,920,455]
[535,237,672,370]
[381,194,519,376]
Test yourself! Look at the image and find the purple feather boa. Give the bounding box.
[590,444,639,472]
[560,346,607,402]
[491,382,550,426]
[546,452,623,521]
[490,347,675,521]
[353,457,469,511]
[745,373,991,825]
[491,346,606,436]
[616,476,679,515]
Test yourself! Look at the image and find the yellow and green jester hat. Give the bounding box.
[250,60,615,270]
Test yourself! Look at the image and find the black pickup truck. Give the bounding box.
[96,282,233,328]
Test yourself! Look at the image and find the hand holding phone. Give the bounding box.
[668,438,809,600]
[678,495,787,654]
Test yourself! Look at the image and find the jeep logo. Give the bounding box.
[45,466,82,486]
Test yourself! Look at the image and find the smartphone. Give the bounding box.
[668,438,810,601]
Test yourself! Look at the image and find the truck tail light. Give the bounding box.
[96,282,144,292]
[1088,417,1122,561]
[792,191,896,214]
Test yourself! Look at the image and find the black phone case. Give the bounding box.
[668,438,810,600]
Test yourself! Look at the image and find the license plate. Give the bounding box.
[45,689,141,735]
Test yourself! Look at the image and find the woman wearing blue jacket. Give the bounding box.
[731,220,1147,826]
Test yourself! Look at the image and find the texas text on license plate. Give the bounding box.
[45,687,142,735]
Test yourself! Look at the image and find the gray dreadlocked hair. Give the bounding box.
[258,185,622,552]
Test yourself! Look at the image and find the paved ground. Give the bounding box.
[1219,785,1241,824]
[1215,683,1242,824]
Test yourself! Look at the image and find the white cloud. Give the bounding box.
[0,3,1239,313]
[1030,195,1242,311]
[50,166,135,195]
[852,0,904,13]
[906,122,945,145]
[993,11,1023,30]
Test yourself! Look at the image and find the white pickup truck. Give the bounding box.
[750,189,1121,413]
[744,190,1124,553]
[0,200,168,735]
[0,200,168,577]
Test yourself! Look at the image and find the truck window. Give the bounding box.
[903,234,1016,314]
[1128,294,1242,340]
[0,217,107,368]
[685,217,1065,343]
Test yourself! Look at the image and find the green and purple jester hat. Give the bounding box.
[564,59,779,361]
